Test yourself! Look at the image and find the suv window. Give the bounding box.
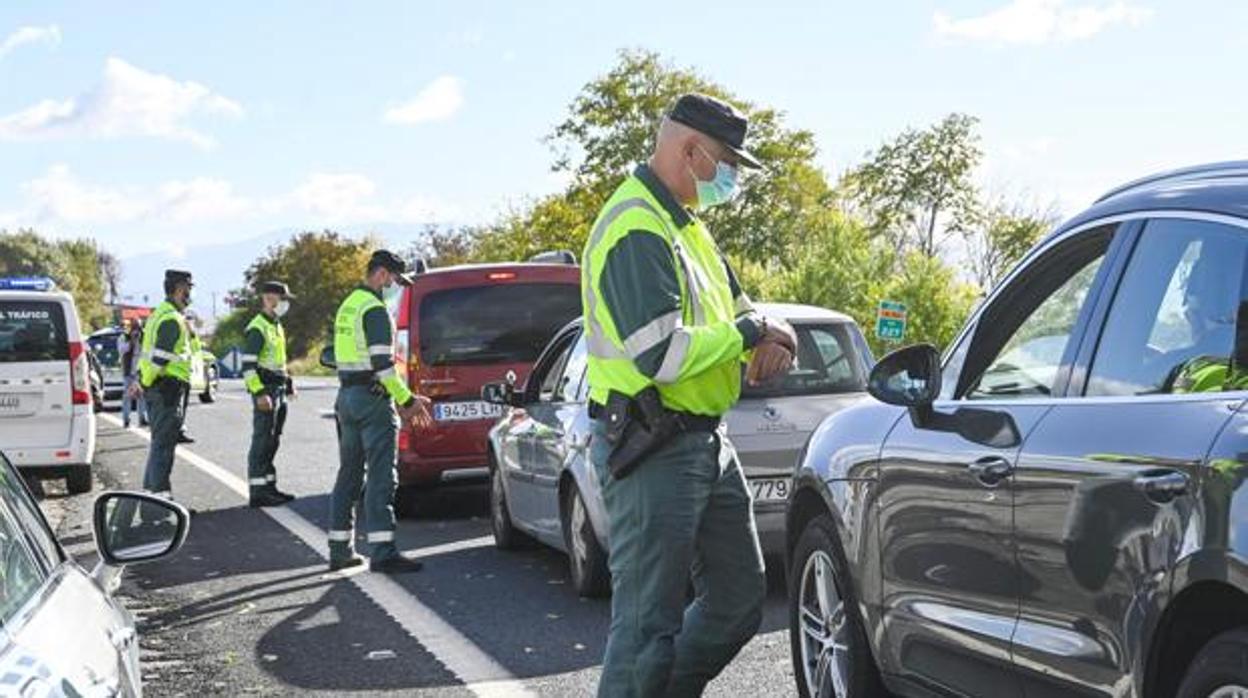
[961,226,1115,400]
[419,284,581,367]
[742,323,868,398]
[1087,218,1248,396]
[0,301,68,363]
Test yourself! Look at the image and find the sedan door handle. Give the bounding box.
[1134,470,1189,502]
[968,456,1014,487]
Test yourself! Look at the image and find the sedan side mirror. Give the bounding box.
[93,492,190,567]
[868,344,942,408]
[482,381,517,407]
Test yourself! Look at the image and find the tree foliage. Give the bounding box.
[0,230,113,331]
[964,203,1054,291]
[847,113,983,258]
[233,231,376,357]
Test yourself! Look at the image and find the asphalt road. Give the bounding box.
[50,378,799,697]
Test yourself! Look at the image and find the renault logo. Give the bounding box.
[762,405,780,422]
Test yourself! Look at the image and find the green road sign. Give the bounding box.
[875,300,907,342]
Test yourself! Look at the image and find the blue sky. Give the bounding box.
[1,0,1245,260]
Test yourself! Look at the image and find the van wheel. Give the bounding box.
[563,484,610,598]
[66,466,92,495]
[789,514,882,698]
[1178,628,1248,698]
[490,462,527,550]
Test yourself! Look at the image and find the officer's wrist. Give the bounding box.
[736,314,764,350]
[398,395,415,409]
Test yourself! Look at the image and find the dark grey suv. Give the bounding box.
[786,162,1248,698]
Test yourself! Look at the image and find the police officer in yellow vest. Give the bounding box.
[583,94,798,697]
[242,281,297,508]
[328,250,433,573]
[129,269,196,500]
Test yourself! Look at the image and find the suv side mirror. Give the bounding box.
[482,381,517,407]
[93,492,190,567]
[868,344,942,408]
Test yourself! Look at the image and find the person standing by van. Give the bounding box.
[129,269,195,501]
[118,319,147,428]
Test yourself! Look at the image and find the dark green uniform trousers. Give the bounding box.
[328,385,400,563]
[591,420,767,698]
[247,386,287,496]
[143,380,187,496]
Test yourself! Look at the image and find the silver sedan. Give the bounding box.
[484,303,873,597]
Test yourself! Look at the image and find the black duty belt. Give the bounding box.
[588,400,721,433]
[257,368,288,387]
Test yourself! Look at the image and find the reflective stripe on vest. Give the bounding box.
[245,313,288,373]
[582,198,706,363]
[334,289,386,372]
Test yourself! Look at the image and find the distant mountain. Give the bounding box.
[118,224,436,325]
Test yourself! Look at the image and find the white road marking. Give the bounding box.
[98,412,536,697]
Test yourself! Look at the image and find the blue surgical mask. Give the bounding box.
[689,145,740,210]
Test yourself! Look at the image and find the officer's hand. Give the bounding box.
[761,317,798,354]
[255,394,274,412]
[747,341,795,386]
[400,396,434,430]
[126,382,143,400]
[287,384,298,400]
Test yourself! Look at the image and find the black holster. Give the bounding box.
[602,387,679,480]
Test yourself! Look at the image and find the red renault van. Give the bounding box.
[394,253,581,492]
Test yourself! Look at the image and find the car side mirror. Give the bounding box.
[92,492,190,567]
[482,381,517,407]
[868,344,942,408]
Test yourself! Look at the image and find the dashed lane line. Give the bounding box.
[98,412,536,698]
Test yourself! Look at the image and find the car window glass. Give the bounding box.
[88,333,121,368]
[556,335,589,403]
[419,284,581,367]
[742,323,867,398]
[0,301,68,363]
[532,337,575,403]
[1087,218,1248,396]
[961,226,1115,400]
[0,501,46,625]
[0,459,59,570]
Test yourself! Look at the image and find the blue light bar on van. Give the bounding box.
[0,277,56,291]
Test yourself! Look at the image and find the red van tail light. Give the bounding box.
[487,272,516,281]
[68,341,91,405]
[398,427,411,452]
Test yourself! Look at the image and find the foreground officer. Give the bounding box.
[242,281,298,508]
[583,94,798,697]
[129,269,197,502]
[328,250,433,573]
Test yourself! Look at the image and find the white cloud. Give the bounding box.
[156,178,253,223]
[289,173,386,222]
[0,57,242,148]
[933,0,1153,44]
[0,25,61,59]
[383,76,464,125]
[22,165,147,224]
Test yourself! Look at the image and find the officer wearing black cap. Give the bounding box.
[581,94,797,696]
[326,250,434,573]
[242,280,297,508]
[130,269,200,503]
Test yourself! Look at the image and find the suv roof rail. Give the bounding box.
[528,250,577,265]
[0,277,57,292]
[412,257,429,275]
[1095,160,1248,203]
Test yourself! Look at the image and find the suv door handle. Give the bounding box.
[968,456,1014,487]
[1134,470,1189,502]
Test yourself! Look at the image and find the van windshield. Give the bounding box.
[742,322,868,398]
[88,333,122,368]
[419,283,582,366]
[0,301,68,363]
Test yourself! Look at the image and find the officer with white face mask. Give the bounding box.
[242,280,297,508]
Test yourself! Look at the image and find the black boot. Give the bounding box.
[370,554,424,574]
[249,490,287,508]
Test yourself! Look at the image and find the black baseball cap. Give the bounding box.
[368,249,415,286]
[164,269,193,286]
[668,93,762,169]
[259,281,295,299]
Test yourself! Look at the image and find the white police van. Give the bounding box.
[0,278,96,493]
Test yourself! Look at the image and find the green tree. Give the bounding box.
[846,113,984,259]
[874,253,980,354]
[0,230,70,283]
[525,48,833,263]
[57,239,110,330]
[234,231,376,358]
[403,225,477,268]
[208,308,249,357]
[964,204,1054,291]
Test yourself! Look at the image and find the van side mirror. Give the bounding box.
[93,492,190,567]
